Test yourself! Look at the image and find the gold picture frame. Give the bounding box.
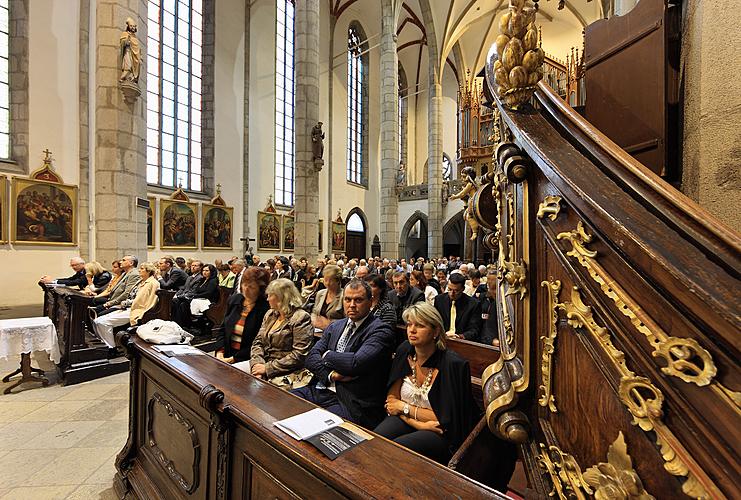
[0,175,7,243]
[331,221,346,253]
[282,214,294,252]
[257,211,282,251]
[147,197,156,248]
[12,177,78,246]
[160,199,198,249]
[203,204,233,249]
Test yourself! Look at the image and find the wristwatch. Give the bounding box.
[403,403,410,416]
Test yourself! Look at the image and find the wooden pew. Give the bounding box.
[204,285,231,329]
[114,333,508,499]
[39,282,129,385]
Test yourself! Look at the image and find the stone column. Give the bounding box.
[94,2,148,267]
[427,80,443,258]
[379,1,400,258]
[681,0,741,232]
[293,0,320,261]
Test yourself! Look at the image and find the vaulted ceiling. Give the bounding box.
[331,0,604,95]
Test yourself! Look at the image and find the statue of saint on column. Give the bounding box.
[312,122,325,171]
[119,18,141,83]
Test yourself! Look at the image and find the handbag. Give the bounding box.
[268,368,313,390]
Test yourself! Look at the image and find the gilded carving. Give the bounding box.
[538,432,654,500]
[559,285,721,499]
[504,260,528,299]
[147,393,201,494]
[557,221,740,413]
[537,195,563,221]
[539,280,561,413]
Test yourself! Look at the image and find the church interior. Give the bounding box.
[0,0,738,498]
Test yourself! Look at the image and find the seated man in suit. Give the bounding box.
[477,268,500,347]
[157,256,187,290]
[40,257,88,289]
[92,255,141,313]
[388,271,425,325]
[434,272,482,341]
[292,279,396,429]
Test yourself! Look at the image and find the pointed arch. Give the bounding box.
[399,210,428,260]
[345,207,368,259]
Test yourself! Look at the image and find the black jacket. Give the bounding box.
[221,294,270,362]
[477,294,499,346]
[388,341,478,453]
[434,292,482,340]
[192,277,220,302]
[90,271,112,292]
[427,277,442,294]
[178,273,204,297]
[305,315,396,429]
[388,286,425,324]
[159,267,187,290]
[57,270,87,289]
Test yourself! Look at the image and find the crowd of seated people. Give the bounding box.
[41,252,499,464]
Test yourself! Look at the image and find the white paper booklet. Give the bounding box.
[274,408,344,441]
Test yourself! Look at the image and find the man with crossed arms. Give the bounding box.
[293,279,396,429]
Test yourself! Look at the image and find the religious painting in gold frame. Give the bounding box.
[203,205,233,249]
[11,157,78,246]
[257,211,282,252]
[331,221,346,253]
[282,214,295,252]
[147,197,156,248]
[0,175,7,243]
[160,187,198,250]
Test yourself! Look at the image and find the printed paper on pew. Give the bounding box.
[274,408,344,441]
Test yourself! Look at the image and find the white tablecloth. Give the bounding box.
[0,317,61,363]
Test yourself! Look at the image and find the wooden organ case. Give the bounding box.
[472,75,740,497]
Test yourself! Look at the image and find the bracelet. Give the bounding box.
[414,405,419,420]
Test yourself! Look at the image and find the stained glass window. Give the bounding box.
[275,0,295,206]
[347,23,367,185]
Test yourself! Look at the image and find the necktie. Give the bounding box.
[337,321,356,353]
[448,300,457,335]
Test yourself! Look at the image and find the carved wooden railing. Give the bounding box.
[470,79,741,498]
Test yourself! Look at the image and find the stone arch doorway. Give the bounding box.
[345,207,367,260]
[399,211,428,261]
[443,210,465,259]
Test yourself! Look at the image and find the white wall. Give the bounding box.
[0,0,81,307]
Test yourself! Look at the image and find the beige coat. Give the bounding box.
[129,276,159,326]
[250,308,313,378]
[311,288,345,322]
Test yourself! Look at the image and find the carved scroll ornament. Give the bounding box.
[546,282,722,499]
[557,222,740,413]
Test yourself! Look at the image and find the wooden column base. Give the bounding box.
[2,353,49,394]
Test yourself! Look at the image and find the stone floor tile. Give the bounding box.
[0,421,53,450]
[84,455,118,485]
[0,401,47,422]
[57,383,122,401]
[99,384,128,400]
[18,400,88,422]
[110,407,129,421]
[23,420,106,449]
[99,371,129,384]
[66,484,119,500]
[64,398,128,422]
[74,421,128,449]
[26,447,119,486]
[0,484,76,499]
[0,448,65,489]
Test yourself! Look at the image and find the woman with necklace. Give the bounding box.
[375,302,478,464]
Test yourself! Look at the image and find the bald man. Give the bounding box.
[41,257,88,289]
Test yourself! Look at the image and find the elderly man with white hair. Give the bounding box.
[41,257,88,289]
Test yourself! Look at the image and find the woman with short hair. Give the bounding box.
[375,302,478,464]
[248,278,313,389]
[310,264,344,330]
[218,267,271,365]
[364,274,397,327]
[410,270,438,306]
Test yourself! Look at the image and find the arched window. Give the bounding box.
[0,0,9,158]
[347,213,364,232]
[275,0,295,206]
[398,62,408,167]
[347,22,368,186]
[147,0,205,191]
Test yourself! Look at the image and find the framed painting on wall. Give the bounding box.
[147,197,156,248]
[160,188,198,250]
[282,214,294,252]
[0,175,7,243]
[12,157,78,246]
[203,205,233,249]
[257,211,282,251]
[331,221,346,253]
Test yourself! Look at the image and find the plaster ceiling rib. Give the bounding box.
[563,1,588,27]
[451,41,465,81]
[398,38,425,52]
[417,0,440,81]
[469,9,498,86]
[439,0,482,77]
[446,57,459,84]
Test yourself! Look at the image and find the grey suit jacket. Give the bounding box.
[106,270,141,306]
